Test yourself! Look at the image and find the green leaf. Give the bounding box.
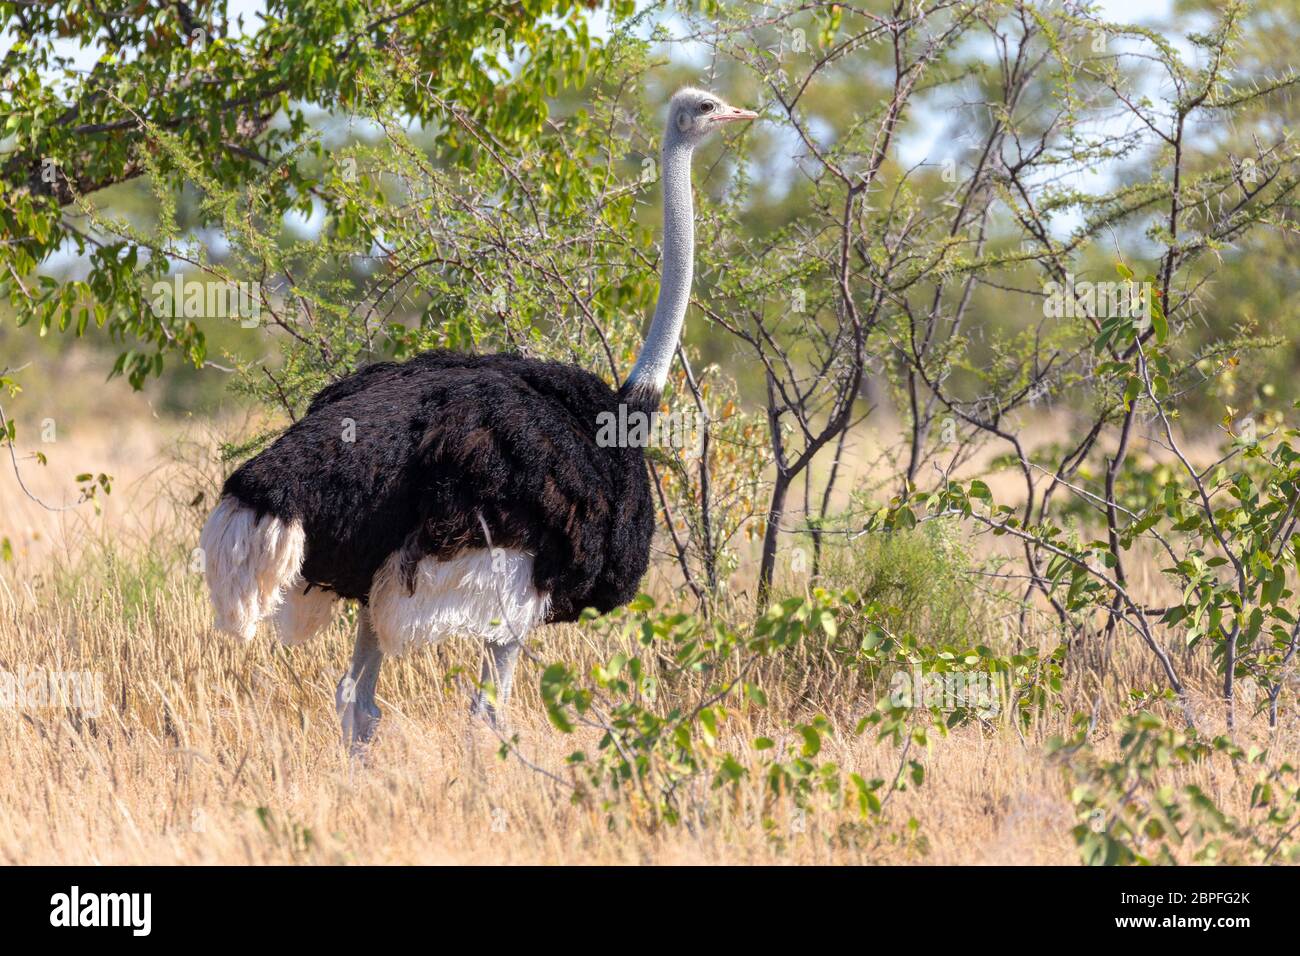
[1151,305,1168,344]
[699,706,718,746]
[1123,376,1142,410]
[799,725,821,758]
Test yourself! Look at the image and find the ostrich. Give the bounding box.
[199,88,756,748]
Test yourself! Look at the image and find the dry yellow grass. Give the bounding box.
[0,399,1292,865]
[0,569,1067,864]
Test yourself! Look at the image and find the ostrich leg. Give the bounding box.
[471,639,523,729]
[336,607,383,753]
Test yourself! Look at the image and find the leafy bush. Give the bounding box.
[817,521,987,651]
[518,588,1062,842]
[1051,711,1300,865]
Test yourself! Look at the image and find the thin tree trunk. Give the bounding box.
[812,425,849,578]
[1268,619,1299,728]
[756,471,790,608]
[1225,622,1239,733]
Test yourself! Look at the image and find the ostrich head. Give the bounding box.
[625,87,757,396]
[666,87,758,146]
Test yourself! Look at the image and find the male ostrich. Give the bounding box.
[200,89,756,748]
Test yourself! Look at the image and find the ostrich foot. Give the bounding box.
[470,638,523,734]
[469,695,504,733]
[336,675,382,755]
[336,608,383,757]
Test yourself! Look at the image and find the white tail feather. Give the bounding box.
[199,496,318,642]
[273,575,337,646]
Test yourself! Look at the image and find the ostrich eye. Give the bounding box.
[699,101,715,113]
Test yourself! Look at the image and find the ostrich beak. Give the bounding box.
[712,106,759,124]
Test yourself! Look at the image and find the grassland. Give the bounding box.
[0,383,1290,866]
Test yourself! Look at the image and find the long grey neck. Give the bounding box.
[627,137,695,394]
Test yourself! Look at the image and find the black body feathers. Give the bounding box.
[223,351,657,623]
